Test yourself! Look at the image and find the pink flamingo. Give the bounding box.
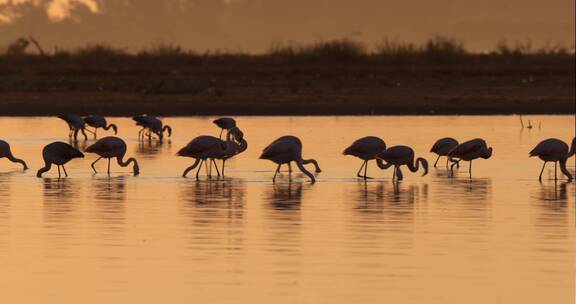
[83,115,118,138]
[133,115,172,141]
[58,114,91,141]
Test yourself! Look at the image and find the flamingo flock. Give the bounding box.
[0,115,574,183]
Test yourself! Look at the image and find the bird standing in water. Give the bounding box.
[85,136,140,176]
[58,114,91,141]
[259,135,321,183]
[83,115,118,138]
[0,140,28,170]
[448,138,493,178]
[36,142,84,178]
[343,136,386,179]
[376,145,428,182]
[213,117,237,139]
[529,137,575,182]
[430,137,459,168]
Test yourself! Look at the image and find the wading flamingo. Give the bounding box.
[85,136,140,176]
[213,117,237,139]
[343,136,386,179]
[213,128,248,176]
[36,142,84,178]
[83,115,118,138]
[259,136,321,183]
[58,114,91,141]
[133,115,172,141]
[0,140,28,170]
[430,137,459,168]
[376,145,428,182]
[177,127,245,179]
[448,138,493,178]
[529,137,575,182]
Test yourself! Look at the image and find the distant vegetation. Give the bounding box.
[0,36,573,65]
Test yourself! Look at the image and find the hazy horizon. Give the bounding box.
[0,0,574,53]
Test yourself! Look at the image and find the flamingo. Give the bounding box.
[213,128,248,176]
[376,145,428,182]
[448,138,493,178]
[83,115,118,138]
[133,115,172,141]
[177,127,245,179]
[430,137,459,168]
[36,142,84,178]
[529,137,575,182]
[85,136,140,176]
[213,117,237,139]
[259,136,321,183]
[58,114,91,141]
[0,140,28,170]
[343,136,386,179]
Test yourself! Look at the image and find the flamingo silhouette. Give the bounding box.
[85,136,140,176]
[83,115,118,138]
[133,115,172,141]
[376,145,428,182]
[177,127,245,179]
[36,142,84,178]
[430,137,459,168]
[0,140,28,170]
[213,117,236,139]
[529,137,575,182]
[259,136,321,183]
[58,114,91,141]
[343,136,386,179]
[213,128,248,176]
[448,138,493,178]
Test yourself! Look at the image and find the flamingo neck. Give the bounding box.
[559,160,573,181]
[376,158,393,170]
[36,162,51,177]
[117,156,139,175]
[295,160,315,183]
[7,153,28,169]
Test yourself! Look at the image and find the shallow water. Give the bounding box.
[0,115,574,304]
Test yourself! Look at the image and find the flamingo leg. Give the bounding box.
[273,164,281,182]
[93,128,97,138]
[356,161,366,178]
[91,157,102,173]
[219,129,224,139]
[57,165,61,178]
[554,161,557,180]
[81,128,88,140]
[364,160,368,179]
[221,159,226,176]
[182,159,200,177]
[196,159,204,180]
[538,161,547,182]
[212,159,221,177]
[107,158,111,175]
[62,165,68,177]
[434,155,440,167]
[392,166,397,182]
[469,160,472,178]
[288,162,292,173]
[73,129,79,141]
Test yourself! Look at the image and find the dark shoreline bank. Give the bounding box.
[1,56,574,116]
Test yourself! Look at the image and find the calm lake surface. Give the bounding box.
[0,115,574,304]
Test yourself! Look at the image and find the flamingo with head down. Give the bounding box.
[343,136,386,179]
[448,138,493,178]
[0,140,28,170]
[83,115,118,138]
[37,142,84,178]
[85,136,140,176]
[529,137,575,182]
[259,136,321,183]
[376,145,428,182]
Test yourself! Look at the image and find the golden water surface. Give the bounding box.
[0,116,574,304]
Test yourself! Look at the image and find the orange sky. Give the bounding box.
[0,0,574,52]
